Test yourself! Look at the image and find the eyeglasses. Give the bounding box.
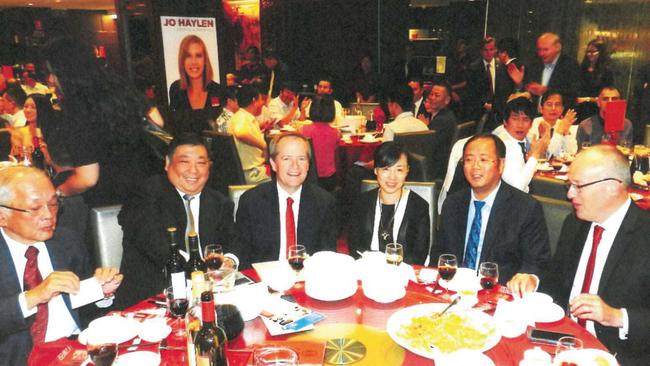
[0,199,61,216]
[462,157,497,167]
[565,177,622,192]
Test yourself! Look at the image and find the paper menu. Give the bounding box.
[69,277,105,309]
[604,99,627,133]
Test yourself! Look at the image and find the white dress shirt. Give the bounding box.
[268,96,299,126]
[413,96,424,116]
[531,117,578,157]
[569,199,631,339]
[497,129,538,192]
[4,229,79,342]
[370,189,410,252]
[383,111,428,141]
[176,189,202,250]
[541,54,560,87]
[277,183,302,260]
[463,182,500,270]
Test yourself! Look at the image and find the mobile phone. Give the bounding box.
[528,329,574,345]
[234,272,255,286]
[280,294,297,303]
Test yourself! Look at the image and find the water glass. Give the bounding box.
[555,336,583,356]
[385,243,404,266]
[253,346,298,366]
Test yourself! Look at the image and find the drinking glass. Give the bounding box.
[86,331,117,366]
[479,262,499,291]
[287,244,307,273]
[204,244,224,271]
[385,243,404,266]
[253,346,298,366]
[555,336,583,357]
[437,254,458,290]
[581,141,591,149]
[165,286,189,337]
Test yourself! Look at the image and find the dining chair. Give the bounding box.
[203,131,247,195]
[451,120,477,148]
[529,175,568,201]
[394,130,437,181]
[645,124,649,147]
[88,204,124,269]
[228,184,257,221]
[361,180,438,266]
[532,195,573,256]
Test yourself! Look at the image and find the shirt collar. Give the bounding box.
[2,228,47,259]
[545,54,561,67]
[175,188,202,201]
[501,129,527,144]
[276,182,302,201]
[471,180,501,207]
[483,59,495,68]
[595,198,631,230]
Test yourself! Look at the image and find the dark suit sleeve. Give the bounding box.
[516,199,551,277]
[348,193,369,259]
[316,192,337,252]
[234,191,254,269]
[539,213,577,304]
[407,196,431,265]
[0,294,29,337]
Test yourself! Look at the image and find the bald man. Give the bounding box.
[525,33,580,107]
[0,167,122,364]
[508,145,650,365]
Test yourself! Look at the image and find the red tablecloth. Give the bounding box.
[30,269,610,366]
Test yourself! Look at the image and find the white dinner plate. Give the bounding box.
[81,316,140,345]
[553,348,618,366]
[138,318,171,343]
[533,302,565,323]
[435,350,495,366]
[386,303,500,359]
[537,164,553,172]
[114,351,161,366]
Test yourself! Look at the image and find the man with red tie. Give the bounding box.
[508,145,650,365]
[234,133,337,269]
[0,166,122,365]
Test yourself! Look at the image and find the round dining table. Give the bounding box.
[29,267,612,366]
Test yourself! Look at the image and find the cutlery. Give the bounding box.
[433,296,460,319]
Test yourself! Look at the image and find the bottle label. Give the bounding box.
[196,355,210,366]
[171,272,186,298]
[201,300,215,323]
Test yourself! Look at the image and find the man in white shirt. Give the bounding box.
[408,76,428,120]
[496,97,549,192]
[1,83,27,127]
[0,166,122,365]
[211,87,238,133]
[508,145,650,365]
[533,90,578,156]
[234,133,337,269]
[383,85,428,141]
[301,76,344,125]
[21,69,50,96]
[268,81,300,128]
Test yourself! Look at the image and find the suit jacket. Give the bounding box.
[526,53,581,106]
[0,228,90,366]
[234,181,337,269]
[349,188,430,265]
[540,204,650,365]
[428,108,458,179]
[435,181,550,283]
[115,175,235,309]
[465,58,512,123]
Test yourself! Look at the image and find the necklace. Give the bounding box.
[378,189,403,242]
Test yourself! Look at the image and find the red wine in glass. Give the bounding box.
[438,266,457,281]
[169,298,189,318]
[205,254,223,271]
[480,276,497,290]
[88,344,117,366]
[288,256,305,271]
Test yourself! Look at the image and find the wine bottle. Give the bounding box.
[186,232,206,278]
[195,291,228,366]
[165,227,187,294]
[31,136,45,170]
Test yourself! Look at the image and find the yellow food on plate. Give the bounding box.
[397,312,495,353]
[594,355,611,366]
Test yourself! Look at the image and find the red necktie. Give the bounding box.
[24,246,48,344]
[286,197,296,259]
[578,225,605,327]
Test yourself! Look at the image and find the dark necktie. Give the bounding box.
[486,63,493,97]
[286,197,296,259]
[24,246,48,344]
[183,194,196,253]
[578,225,605,328]
[463,201,486,270]
[518,142,527,161]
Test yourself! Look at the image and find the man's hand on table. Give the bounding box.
[25,271,80,309]
[94,267,123,298]
[570,294,624,328]
[507,273,538,298]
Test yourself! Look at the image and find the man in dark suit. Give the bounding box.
[435,134,550,284]
[408,76,428,121]
[495,37,526,126]
[235,133,337,269]
[115,133,234,308]
[508,145,650,365]
[0,167,122,365]
[421,80,457,179]
[525,33,581,108]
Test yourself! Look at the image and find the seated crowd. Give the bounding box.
[0,31,649,365]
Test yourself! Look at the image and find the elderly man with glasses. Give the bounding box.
[0,166,122,365]
[508,145,650,365]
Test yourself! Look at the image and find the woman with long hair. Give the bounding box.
[9,94,56,168]
[578,39,614,120]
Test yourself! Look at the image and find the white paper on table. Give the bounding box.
[69,277,105,309]
[260,294,314,336]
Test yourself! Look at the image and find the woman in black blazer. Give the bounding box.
[349,142,431,265]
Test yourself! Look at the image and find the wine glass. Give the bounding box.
[86,330,117,366]
[555,336,583,357]
[287,244,307,273]
[165,286,189,338]
[385,243,404,266]
[479,262,499,291]
[204,244,224,271]
[253,346,298,366]
[437,254,458,290]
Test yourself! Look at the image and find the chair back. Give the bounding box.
[451,120,477,147]
[532,195,573,256]
[394,130,436,181]
[89,205,123,269]
[475,112,490,134]
[529,176,568,201]
[228,184,256,221]
[645,124,650,147]
[361,180,437,266]
[203,131,246,195]
[0,129,11,159]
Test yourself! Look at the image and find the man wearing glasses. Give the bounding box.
[0,166,122,365]
[576,86,634,148]
[508,145,650,365]
[435,134,550,285]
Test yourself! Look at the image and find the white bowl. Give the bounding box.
[138,318,171,343]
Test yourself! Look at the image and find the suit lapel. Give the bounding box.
[598,205,638,292]
[452,190,472,260]
[0,233,22,297]
[480,184,508,263]
[267,184,281,258]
